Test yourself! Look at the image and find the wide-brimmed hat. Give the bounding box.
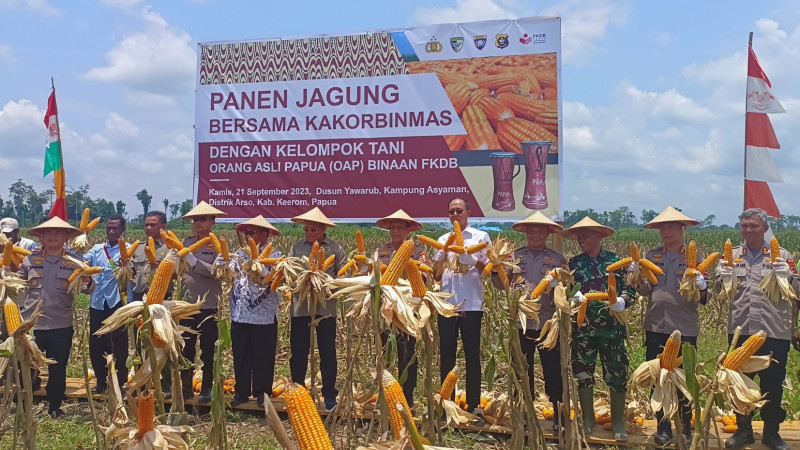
[181,201,227,220]
[562,216,615,240]
[28,216,83,239]
[235,215,281,235]
[376,209,422,231]
[644,206,700,229]
[512,211,563,234]
[291,207,336,228]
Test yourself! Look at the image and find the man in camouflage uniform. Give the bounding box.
[563,217,635,441]
[718,208,799,450]
[374,209,428,407]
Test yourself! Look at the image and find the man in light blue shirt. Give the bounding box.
[84,214,129,394]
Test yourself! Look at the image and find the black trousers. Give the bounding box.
[231,320,278,399]
[728,334,790,428]
[290,315,338,401]
[180,309,217,394]
[380,330,418,406]
[439,311,483,412]
[519,328,562,405]
[646,331,697,430]
[34,327,73,412]
[89,303,129,390]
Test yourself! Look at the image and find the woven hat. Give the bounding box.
[291,207,337,228]
[28,216,83,239]
[181,201,227,220]
[644,206,700,229]
[562,216,614,240]
[235,215,281,235]
[512,211,563,234]
[377,209,422,231]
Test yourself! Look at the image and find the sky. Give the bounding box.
[1,0,799,225]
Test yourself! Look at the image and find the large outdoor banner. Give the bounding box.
[194,16,562,222]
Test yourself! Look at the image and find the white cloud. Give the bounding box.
[0,0,60,16]
[104,113,139,137]
[756,19,787,43]
[99,0,143,10]
[413,0,521,24]
[619,81,714,122]
[543,0,629,64]
[156,133,193,160]
[83,8,196,97]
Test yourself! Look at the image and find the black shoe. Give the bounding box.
[324,398,337,413]
[469,412,487,427]
[257,393,265,408]
[682,427,693,446]
[48,408,65,419]
[91,385,107,395]
[32,377,42,392]
[231,394,248,407]
[762,432,790,450]
[197,390,212,404]
[725,429,755,449]
[552,423,560,433]
[183,389,194,400]
[653,430,672,446]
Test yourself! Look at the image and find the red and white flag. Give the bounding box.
[746,46,785,113]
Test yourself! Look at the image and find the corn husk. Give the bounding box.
[758,269,798,305]
[113,262,134,285]
[62,255,101,294]
[0,267,26,302]
[0,302,53,377]
[630,359,693,419]
[679,269,702,303]
[516,292,541,333]
[436,396,475,426]
[102,420,193,449]
[290,255,334,312]
[715,352,772,415]
[71,232,91,254]
[537,312,559,350]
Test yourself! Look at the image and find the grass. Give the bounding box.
[4,226,800,448]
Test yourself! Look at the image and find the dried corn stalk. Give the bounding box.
[715,331,772,415]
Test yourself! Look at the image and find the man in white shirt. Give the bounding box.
[432,198,491,420]
[1,217,38,251]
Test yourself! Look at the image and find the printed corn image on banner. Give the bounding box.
[194,16,562,221]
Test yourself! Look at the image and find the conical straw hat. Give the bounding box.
[512,211,563,233]
[28,216,83,239]
[235,215,281,235]
[644,206,700,229]
[561,216,615,240]
[181,201,227,219]
[291,207,336,228]
[376,209,422,231]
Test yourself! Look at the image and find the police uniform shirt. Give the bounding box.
[289,236,347,318]
[130,238,170,295]
[512,246,566,331]
[181,236,221,310]
[374,243,428,267]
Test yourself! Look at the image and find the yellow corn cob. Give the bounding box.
[475,96,515,128]
[481,262,495,277]
[259,243,273,260]
[433,69,467,87]
[68,268,82,284]
[146,252,174,305]
[466,87,490,105]
[1,242,13,267]
[126,241,140,261]
[308,242,320,271]
[270,270,285,292]
[687,241,697,269]
[640,259,664,275]
[322,255,335,271]
[84,267,104,276]
[160,230,183,250]
[382,240,414,286]
[148,236,156,255]
[355,230,365,253]
[444,82,475,114]
[247,237,259,259]
[660,330,682,371]
[12,247,30,257]
[585,292,609,301]
[260,257,282,266]
[723,331,767,370]
[697,252,720,274]
[442,233,456,251]
[380,264,387,274]
[209,232,222,254]
[179,236,211,257]
[4,301,21,334]
[530,276,551,299]
[283,382,333,450]
[417,262,433,273]
[606,257,633,273]
[724,239,733,267]
[444,134,466,151]
[521,72,543,93]
[496,93,557,121]
[337,259,356,276]
[447,245,465,254]
[466,242,488,254]
[474,73,521,91]
[79,208,91,230]
[405,260,427,297]
[354,254,369,264]
[641,266,659,284]
[439,367,462,399]
[137,390,155,436]
[220,237,231,261]
[463,104,501,150]
[85,217,101,232]
[496,117,559,154]
[630,243,641,262]
[382,369,420,441]
[316,248,326,271]
[607,284,618,305]
[497,266,509,287]
[118,238,128,260]
[535,111,559,133]
[577,301,589,327]
[417,235,443,250]
[770,237,780,262]
[453,221,464,247]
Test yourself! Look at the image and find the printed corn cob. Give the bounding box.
[463,105,501,150]
[475,96,515,128]
[497,118,559,154]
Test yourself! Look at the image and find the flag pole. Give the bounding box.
[743,32,752,211]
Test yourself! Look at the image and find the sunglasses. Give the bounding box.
[304,227,320,233]
[192,216,211,223]
[243,228,266,236]
[448,208,465,215]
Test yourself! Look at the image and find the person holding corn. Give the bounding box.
[19,217,94,418]
[563,217,635,441]
[719,208,799,450]
[374,209,428,407]
[179,201,226,403]
[129,211,171,302]
[289,207,347,412]
[636,206,708,445]
[493,211,566,432]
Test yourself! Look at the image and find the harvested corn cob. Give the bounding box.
[405,260,427,297]
[497,118,559,154]
[4,300,21,334]
[723,331,767,370]
[724,239,733,266]
[355,230,365,253]
[382,369,420,441]
[453,221,464,247]
[697,252,720,273]
[606,257,633,273]
[439,367,462,399]
[146,251,175,305]
[660,330,682,371]
[639,259,664,275]
[79,208,91,230]
[466,242,488,254]
[381,240,414,286]
[178,236,211,257]
[417,235,443,250]
[463,104,501,150]
[770,237,780,262]
[283,382,333,450]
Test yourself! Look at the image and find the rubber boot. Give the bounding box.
[680,403,693,446]
[761,421,789,450]
[578,387,595,436]
[551,402,560,433]
[725,413,754,448]
[653,409,672,446]
[610,390,628,442]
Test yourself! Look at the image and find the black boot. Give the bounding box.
[680,405,693,445]
[761,422,789,450]
[653,413,672,447]
[180,370,194,399]
[725,413,754,449]
[551,402,560,433]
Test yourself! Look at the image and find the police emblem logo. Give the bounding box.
[473,35,487,50]
[495,33,509,49]
[424,37,443,53]
[450,36,464,52]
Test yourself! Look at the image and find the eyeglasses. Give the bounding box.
[304,227,320,233]
[192,216,211,223]
[448,209,464,215]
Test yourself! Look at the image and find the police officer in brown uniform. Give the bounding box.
[493,211,565,431]
[637,206,708,445]
[719,208,799,450]
[289,207,347,412]
[179,201,226,403]
[129,210,170,302]
[374,209,428,406]
[19,217,93,418]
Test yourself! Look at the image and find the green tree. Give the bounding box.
[179,199,193,217]
[169,203,180,220]
[115,201,126,216]
[66,185,90,223]
[136,189,153,214]
[641,209,658,224]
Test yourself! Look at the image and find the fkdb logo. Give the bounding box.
[425,37,442,53]
[520,33,547,44]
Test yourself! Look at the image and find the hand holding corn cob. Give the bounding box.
[70,208,101,253]
[63,255,102,294]
[758,236,798,304]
